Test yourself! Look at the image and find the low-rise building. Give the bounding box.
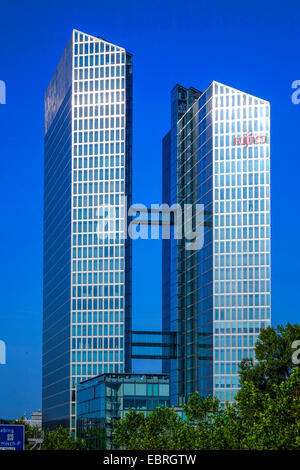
[77,373,170,449]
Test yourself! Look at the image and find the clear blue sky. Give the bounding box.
[0,0,299,419]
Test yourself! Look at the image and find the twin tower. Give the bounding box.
[43,30,271,439]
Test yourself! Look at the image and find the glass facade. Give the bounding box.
[162,85,201,405]
[162,81,271,406]
[43,36,73,430]
[76,373,170,449]
[131,331,176,359]
[43,29,132,434]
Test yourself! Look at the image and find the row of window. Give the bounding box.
[72,312,124,323]
[74,130,125,143]
[72,273,124,284]
[72,193,125,207]
[215,145,269,160]
[215,239,270,251]
[74,69,125,84]
[72,297,124,310]
[74,78,124,98]
[74,99,125,117]
[214,308,270,321]
[72,246,125,259]
[215,376,240,388]
[73,155,125,169]
[214,348,255,361]
[214,83,267,103]
[72,276,125,288]
[215,293,270,307]
[215,186,269,202]
[214,99,268,116]
[73,206,124,220]
[215,334,258,348]
[72,235,124,247]
[215,173,269,188]
[215,252,270,265]
[74,144,125,157]
[74,41,125,59]
[215,200,269,214]
[214,321,270,334]
[72,337,123,348]
[74,92,125,106]
[215,281,271,294]
[74,55,125,68]
[72,213,124,230]
[215,158,269,174]
[73,169,124,182]
[215,362,246,374]
[215,109,268,123]
[72,285,124,297]
[214,255,270,270]
[71,335,124,350]
[74,65,125,81]
[214,226,270,240]
[74,115,125,131]
[72,257,125,270]
[73,31,122,51]
[72,350,123,365]
[215,214,270,228]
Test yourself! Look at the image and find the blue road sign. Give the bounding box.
[0,425,24,450]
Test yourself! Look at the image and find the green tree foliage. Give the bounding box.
[239,323,300,394]
[234,368,300,449]
[42,426,86,450]
[113,324,300,450]
[114,368,300,450]
[113,406,198,450]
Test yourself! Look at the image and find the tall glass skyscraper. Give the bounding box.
[43,29,132,433]
[163,81,271,407]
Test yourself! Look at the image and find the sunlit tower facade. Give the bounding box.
[163,81,271,407]
[43,29,132,434]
